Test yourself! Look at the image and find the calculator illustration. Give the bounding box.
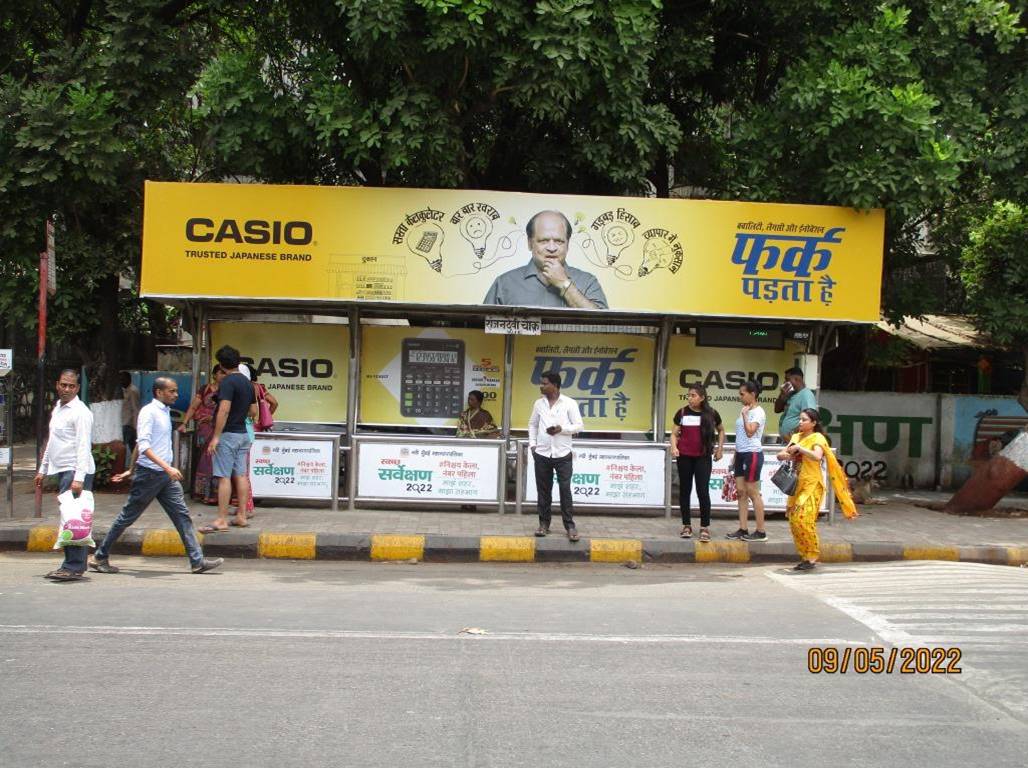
[400,338,466,418]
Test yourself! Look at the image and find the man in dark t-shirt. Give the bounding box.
[203,344,256,532]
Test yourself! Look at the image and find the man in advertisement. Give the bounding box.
[483,210,608,309]
[528,370,585,541]
[774,366,817,442]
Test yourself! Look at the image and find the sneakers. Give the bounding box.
[742,530,768,542]
[725,528,748,540]
[191,557,224,574]
[88,557,120,574]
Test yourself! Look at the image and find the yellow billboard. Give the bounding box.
[142,181,884,321]
[665,335,805,430]
[360,327,504,427]
[512,333,655,433]
[209,321,349,423]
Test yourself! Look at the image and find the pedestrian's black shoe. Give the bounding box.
[192,557,224,574]
[742,530,768,542]
[535,526,549,537]
[567,527,580,543]
[793,560,816,571]
[726,528,748,540]
[45,569,84,582]
[88,557,120,574]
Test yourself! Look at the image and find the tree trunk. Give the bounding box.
[942,430,1028,514]
[1019,344,1028,413]
[92,272,121,402]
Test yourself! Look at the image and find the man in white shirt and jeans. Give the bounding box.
[36,369,95,581]
[90,377,222,574]
[528,370,584,541]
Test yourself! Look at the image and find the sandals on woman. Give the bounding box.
[680,525,692,539]
[698,528,711,542]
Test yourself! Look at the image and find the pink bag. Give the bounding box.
[721,473,739,502]
[256,384,274,431]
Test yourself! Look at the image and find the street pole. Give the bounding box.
[34,248,47,518]
[0,347,13,518]
[34,218,55,518]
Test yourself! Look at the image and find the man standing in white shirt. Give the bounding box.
[120,371,141,453]
[528,371,584,541]
[35,369,95,582]
[90,377,222,574]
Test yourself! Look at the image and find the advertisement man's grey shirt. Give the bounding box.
[483,262,609,308]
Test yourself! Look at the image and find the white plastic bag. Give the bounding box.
[53,490,96,549]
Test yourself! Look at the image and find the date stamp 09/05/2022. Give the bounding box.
[808,647,962,674]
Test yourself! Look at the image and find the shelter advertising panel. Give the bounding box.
[360,327,504,427]
[665,335,805,428]
[142,181,884,321]
[249,435,337,500]
[687,447,829,512]
[513,333,655,433]
[524,444,666,507]
[357,440,501,502]
[210,321,349,423]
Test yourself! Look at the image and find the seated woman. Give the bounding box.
[455,390,499,438]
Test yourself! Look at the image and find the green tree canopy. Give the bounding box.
[960,201,1028,409]
[4,0,1028,399]
[0,0,230,397]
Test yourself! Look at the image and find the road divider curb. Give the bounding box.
[371,534,425,561]
[259,532,317,560]
[590,539,642,563]
[27,525,57,552]
[142,529,194,557]
[1,525,1026,567]
[480,536,535,562]
[903,545,959,561]
[695,540,749,564]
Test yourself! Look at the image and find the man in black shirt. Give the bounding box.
[202,345,256,532]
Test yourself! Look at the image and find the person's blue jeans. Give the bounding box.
[55,471,94,574]
[95,465,204,568]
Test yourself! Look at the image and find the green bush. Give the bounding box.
[91,445,116,488]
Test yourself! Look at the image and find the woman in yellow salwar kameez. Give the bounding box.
[776,408,858,571]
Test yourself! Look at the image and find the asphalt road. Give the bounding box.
[1,554,1026,767]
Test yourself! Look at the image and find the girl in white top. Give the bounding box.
[727,380,767,542]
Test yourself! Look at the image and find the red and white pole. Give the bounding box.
[34,248,47,518]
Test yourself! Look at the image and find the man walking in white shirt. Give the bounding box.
[528,371,584,541]
[35,369,95,581]
[89,377,222,574]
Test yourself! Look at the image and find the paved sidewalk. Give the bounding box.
[2,478,1027,565]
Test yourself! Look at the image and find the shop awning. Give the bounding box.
[876,315,988,350]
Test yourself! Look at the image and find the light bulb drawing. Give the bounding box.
[638,234,684,277]
[602,223,635,265]
[459,214,493,259]
[406,223,444,272]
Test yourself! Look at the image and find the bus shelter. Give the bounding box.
[141,182,884,517]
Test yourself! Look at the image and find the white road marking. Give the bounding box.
[769,561,1028,720]
[0,624,869,646]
